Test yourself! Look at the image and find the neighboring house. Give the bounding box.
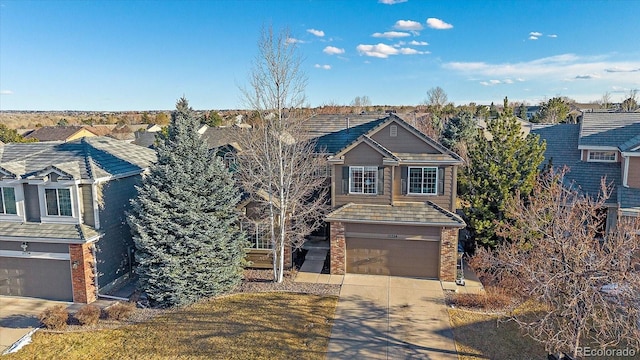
[0,137,155,302]
[531,112,640,230]
[24,126,99,142]
[302,114,465,281]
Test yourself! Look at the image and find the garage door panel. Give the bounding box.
[346,238,440,278]
[0,257,73,301]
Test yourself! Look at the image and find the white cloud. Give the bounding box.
[379,0,408,4]
[605,67,640,73]
[575,74,601,80]
[372,31,411,39]
[530,31,543,37]
[323,46,345,55]
[426,18,453,30]
[286,37,305,44]
[444,54,640,88]
[357,43,427,58]
[357,43,399,58]
[307,29,325,37]
[548,34,558,38]
[314,64,331,70]
[394,20,423,31]
[410,40,428,46]
[503,79,514,84]
[0,90,13,95]
[529,35,539,40]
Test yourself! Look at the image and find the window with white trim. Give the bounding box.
[0,187,17,215]
[588,151,617,162]
[349,166,377,194]
[45,188,73,216]
[242,221,272,249]
[408,167,438,195]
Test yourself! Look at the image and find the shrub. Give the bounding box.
[105,301,135,321]
[75,304,101,326]
[450,287,513,310]
[39,305,69,330]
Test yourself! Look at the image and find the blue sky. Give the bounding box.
[1,0,639,111]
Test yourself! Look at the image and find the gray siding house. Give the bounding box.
[0,137,155,302]
[531,112,640,229]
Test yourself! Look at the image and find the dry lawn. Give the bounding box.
[6,292,337,360]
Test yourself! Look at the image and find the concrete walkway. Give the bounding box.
[326,274,458,360]
[0,296,70,354]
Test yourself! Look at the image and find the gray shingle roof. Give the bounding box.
[326,201,465,227]
[24,126,93,141]
[0,136,156,180]
[201,127,242,149]
[619,187,640,212]
[300,114,388,154]
[532,123,622,203]
[0,222,100,243]
[579,112,640,148]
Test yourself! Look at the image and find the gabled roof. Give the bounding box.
[299,114,388,154]
[531,123,622,203]
[24,126,96,142]
[326,201,465,227]
[201,126,242,151]
[579,112,640,148]
[304,114,462,163]
[0,136,156,181]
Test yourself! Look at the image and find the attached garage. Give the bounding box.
[0,257,73,301]
[346,237,440,278]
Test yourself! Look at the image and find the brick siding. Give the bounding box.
[330,221,346,275]
[439,228,458,282]
[69,243,97,303]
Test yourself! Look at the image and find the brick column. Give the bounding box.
[69,243,97,303]
[330,221,346,275]
[439,228,459,282]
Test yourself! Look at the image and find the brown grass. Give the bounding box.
[6,292,337,360]
[449,307,545,360]
[448,287,514,311]
[74,305,101,326]
[103,302,135,321]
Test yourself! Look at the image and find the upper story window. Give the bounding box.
[0,187,17,215]
[350,166,377,194]
[588,151,617,162]
[45,188,73,216]
[408,167,438,195]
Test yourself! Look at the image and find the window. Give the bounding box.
[349,166,377,194]
[45,188,72,216]
[0,187,17,215]
[243,221,272,249]
[588,151,616,162]
[408,167,438,195]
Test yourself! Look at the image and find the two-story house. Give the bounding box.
[531,112,640,229]
[301,114,465,282]
[0,137,155,303]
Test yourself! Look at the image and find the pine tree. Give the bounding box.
[128,97,246,307]
[460,99,546,248]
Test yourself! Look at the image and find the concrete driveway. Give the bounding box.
[326,274,458,359]
[0,296,70,354]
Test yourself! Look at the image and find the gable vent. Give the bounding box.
[390,125,398,137]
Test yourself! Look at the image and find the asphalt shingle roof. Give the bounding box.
[299,114,388,154]
[619,187,640,212]
[24,126,94,142]
[0,222,100,243]
[326,201,465,227]
[579,112,640,148]
[0,136,156,180]
[532,123,622,203]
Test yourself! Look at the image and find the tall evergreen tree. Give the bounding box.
[128,97,246,307]
[459,101,546,248]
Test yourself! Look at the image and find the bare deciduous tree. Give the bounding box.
[237,25,329,283]
[471,169,640,358]
[425,86,448,108]
[621,89,639,112]
[350,95,371,113]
